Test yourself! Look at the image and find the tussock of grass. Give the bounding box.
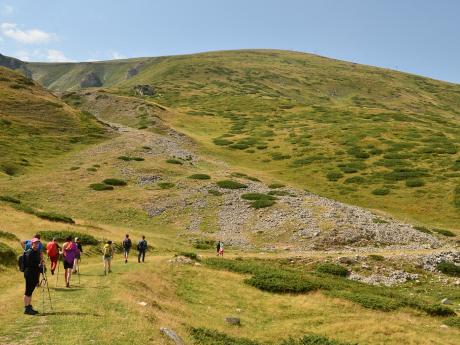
[436,262,460,277]
[241,193,276,201]
[371,188,390,196]
[188,174,211,180]
[326,172,343,182]
[413,226,432,234]
[443,317,460,329]
[177,252,200,261]
[193,239,214,249]
[103,178,127,186]
[207,189,222,196]
[118,156,144,161]
[217,180,247,189]
[432,228,455,237]
[166,158,183,165]
[251,199,276,209]
[405,178,425,187]
[0,230,19,241]
[158,182,175,189]
[0,195,20,204]
[268,183,285,189]
[190,328,260,345]
[315,263,349,277]
[90,183,114,191]
[35,211,75,224]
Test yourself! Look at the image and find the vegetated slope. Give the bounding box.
[0,67,107,176]
[24,50,460,229]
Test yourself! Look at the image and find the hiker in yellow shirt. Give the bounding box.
[102,240,114,275]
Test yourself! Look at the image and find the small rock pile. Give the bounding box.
[420,251,460,272]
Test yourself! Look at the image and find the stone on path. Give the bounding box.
[160,328,185,345]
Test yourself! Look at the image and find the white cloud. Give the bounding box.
[16,49,30,61]
[46,49,73,62]
[1,4,13,16]
[109,50,126,60]
[0,22,57,44]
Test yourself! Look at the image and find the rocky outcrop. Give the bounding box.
[126,63,144,79]
[0,53,32,78]
[133,84,155,96]
[80,72,102,88]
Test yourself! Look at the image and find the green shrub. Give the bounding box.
[87,167,97,172]
[0,195,20,204]
[436,262,460,276]
[193,239,214,249]
[177,252,200,261]
[0,242,17,266]
[213,138,233,146]
[103,178,127,186]
[40,231,99,245]
[372,218,388,224]
[268,183,285,189]
[432,228,455,237]
[443,317,460,329]
[245,271,320,294]
[166,158,183,165]
[372,188,390,196]
[188,174,211,180]
[368,254,385,261]
[241,193,276,201]
[118,156,131,161]
[0,230,19,241]
[344,176,365,184]
[1,163,20,176]
[405,178,425,187]
[316,263,349,277]
[118,156,144,162]
[90,183,114,191]
[229,143,250,150]
[35,212,75,224]
[281,334,356,345]
[207,189,222,196]
[326,172,343,182]
[420,304,456,317]
[70,166,80,170]
[251,199,276,209]
[267,190,290,196]
[142,146,151,150]
[190,328,260,345]
[413,226,432,234]
[158,182,175,189]
[327,290,402,311]
[132,157,144,161]
[216,180,247,189]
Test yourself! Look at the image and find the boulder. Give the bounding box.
[225,317,241,326]
[160,328,185,345]
[80,72,102,88]
[133,84,155,96]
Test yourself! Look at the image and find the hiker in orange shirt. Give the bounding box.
[46,237,60,275]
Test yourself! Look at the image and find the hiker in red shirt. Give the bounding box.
[46,237,60,275]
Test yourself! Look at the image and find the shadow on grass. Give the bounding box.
[38,311,100,317]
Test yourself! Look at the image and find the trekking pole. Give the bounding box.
[42,266,53,311]
[78,259,81,285]
[56,255,60,287]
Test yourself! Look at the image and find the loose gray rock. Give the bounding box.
[225,317,241,326]
[133,84,155,96]
[160,328,185,345]
[441,298,452,305]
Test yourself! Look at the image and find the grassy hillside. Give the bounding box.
[26,49,460,230]
[0,67,107,176]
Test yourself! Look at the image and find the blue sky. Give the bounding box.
[0,0,459,83]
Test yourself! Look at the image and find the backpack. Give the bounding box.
[18,251,27,272]
[123,238,132,249]
[137,240,147,251]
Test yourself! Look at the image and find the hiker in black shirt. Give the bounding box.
[122,234,132,263]
[23,238,41,315]
[137,235,147,263]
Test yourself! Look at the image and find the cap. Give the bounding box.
[31,238,40,243]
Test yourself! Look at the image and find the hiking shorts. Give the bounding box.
[24,272,39,297]
[123,248,130,254]
[63,260,74,270]
[103,255,112,262]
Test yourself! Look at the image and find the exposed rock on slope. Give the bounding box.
[80,72,103,88]
[133,84,155,96]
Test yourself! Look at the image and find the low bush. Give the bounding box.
[268,183,285,189]
[132,157,144,161]
[166,158,183,165]
[118,156,131,161]
[327,291,402,311]
[436,262,460,276]
[103,178,127,186]
[316,263,349,277]
[213,138,233,146]
[158,182,175,189]
[372,218,389,224]
[216,180,247,189]
[252,199,276,209]
[241,193,276,201]
[90,183,114,191]
[86,167,97,172]
[420,304,456,317]
[267,190,290,196]
[443,317,460,329]
[245,271,320,294]
[371,188,390,196]
[326,172,343,182]
[432,228,455,237]
[193,239,214,249]
[405,178,425,187]
[35,212,75,224]
[190,328,259,345]
[413,226,432,234]
[344,176,365,184]
[188,174,211,180]
[40,231,99,245]
[368,254,385,261]
[177,252,200,261]
[281,335,356,345]
[0,195,20,204]
[118,156,144,162]
[0,230,19,241]
[70,167,80,170]
[0,242,17,266]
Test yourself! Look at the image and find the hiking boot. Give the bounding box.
[24,305,38,315]
[125,259,127,263]
[108,269,112,273]
[66,282,70,288]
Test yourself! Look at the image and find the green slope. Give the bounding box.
[25,50,460,228]
[0,67,107,176]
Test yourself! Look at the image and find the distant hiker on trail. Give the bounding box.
[103,240,114,275]
[23,238,41,315]
[62,236,80,288]
[46,238,60,275]
[122,234,132,263]
[137,236,147,263]
[73,237,83,274]
[217,241,224,257]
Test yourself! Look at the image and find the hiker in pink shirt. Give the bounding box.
[62,236,80,288]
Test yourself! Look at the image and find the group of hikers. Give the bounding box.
[20,233,149,315]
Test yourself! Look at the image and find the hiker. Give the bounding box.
[137,236,147,263]
[73,237,83,274]
[21,233,44,260]
[46,238,60,275]
[102,240,114,274]
[62,236,79,288]
[23,238,42,315]
[122,234,132,263]
[218,241,224,257]
[216,241,221,256]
